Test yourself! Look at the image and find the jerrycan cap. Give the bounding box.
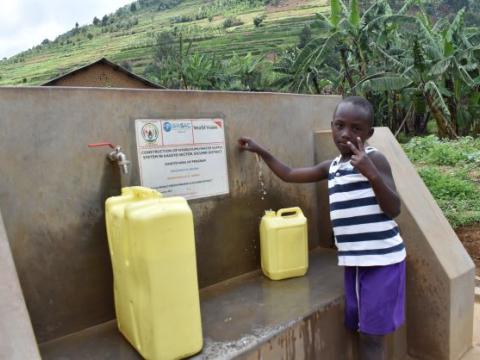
[264,210,276,217]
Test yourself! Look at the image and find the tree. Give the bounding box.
[357,7,480,137]
[93,17,100,26]
[130,3,137,12]
[289,0,480,137]
[101,15,109,26]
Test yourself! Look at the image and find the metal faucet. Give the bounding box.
[88,142,131,181]
[107,146,130,175]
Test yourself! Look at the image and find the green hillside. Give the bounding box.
[0,0,328,86]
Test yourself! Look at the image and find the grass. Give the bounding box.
[403,136,480,228]
[0,0,328,86]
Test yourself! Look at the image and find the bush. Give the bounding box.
[171,15,193,23]
[403,135,480,166]
[223,17,243,28]
[403,136,480,228]
[253,15,265,27]
[417,167,480,227]
[298,25,311,49]
[418,167,478,201]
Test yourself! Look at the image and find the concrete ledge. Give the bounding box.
[40,248,409,359]
[41,249,347,359]
[193,248,345,359]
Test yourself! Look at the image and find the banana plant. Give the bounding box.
[359,6,480,137]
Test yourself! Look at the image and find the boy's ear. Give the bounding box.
[368,127,374,138]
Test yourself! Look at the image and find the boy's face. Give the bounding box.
[331,102,374,156]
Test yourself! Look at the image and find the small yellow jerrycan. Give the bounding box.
[105,186,202,360]
[260,207,308,280]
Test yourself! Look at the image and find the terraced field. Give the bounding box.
[0,0,328,86]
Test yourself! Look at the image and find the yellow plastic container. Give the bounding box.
[105,187,202,360]
[260,207,308,280]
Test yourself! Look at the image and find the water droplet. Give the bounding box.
[255,154,268,200]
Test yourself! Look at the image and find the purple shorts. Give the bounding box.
[344,260,406,335]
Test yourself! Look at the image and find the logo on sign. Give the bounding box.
[141,123,159,143]
[163,121,192,132]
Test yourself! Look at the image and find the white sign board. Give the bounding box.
[135,119,229,200]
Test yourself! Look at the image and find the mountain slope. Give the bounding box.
[0,0,328,86]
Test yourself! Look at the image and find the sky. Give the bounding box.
[0,0,134,59]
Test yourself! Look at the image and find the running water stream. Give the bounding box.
[255,154,268,200]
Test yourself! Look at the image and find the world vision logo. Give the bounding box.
[141,123,159,143]
[213,119,223,128]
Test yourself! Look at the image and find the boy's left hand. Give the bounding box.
[347,137,379,181]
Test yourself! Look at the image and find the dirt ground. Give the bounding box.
[456,224,480,276]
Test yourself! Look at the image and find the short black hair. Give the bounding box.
[334,96,374,127]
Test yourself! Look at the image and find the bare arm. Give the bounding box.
[348,138,401,218]
[238,137,331,183]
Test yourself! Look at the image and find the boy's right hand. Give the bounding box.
[238,137,262,153]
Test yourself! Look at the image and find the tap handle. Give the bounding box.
[88,142,116,149]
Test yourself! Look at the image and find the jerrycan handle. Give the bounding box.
[128,186,162,199]
[277,207,302,218]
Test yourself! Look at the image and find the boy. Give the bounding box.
[238,96,406,360]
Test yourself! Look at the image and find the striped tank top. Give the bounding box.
[328,147,406,266]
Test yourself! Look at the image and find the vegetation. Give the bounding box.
[0,0,328,86]
[403,136,480,228]
[290,0,480,138]
[0,0,479,139]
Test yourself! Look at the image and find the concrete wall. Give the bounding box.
[314,129,475,360]
[0,209,41,360]
[1,87,474,359]
[0,87,339,342]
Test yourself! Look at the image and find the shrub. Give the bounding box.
[403,136,480,228]
[298,25,311,49]
[223,17,243,28]
[417,167,480,227]
[171,15,193,23]
[403,135,480,166]
[253,15,265,27]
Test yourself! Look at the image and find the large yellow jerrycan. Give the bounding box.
[105,186,202,360]
[260,207,308,280]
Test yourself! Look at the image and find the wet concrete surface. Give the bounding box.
[40,248,343,359]
[39,320,141,360]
